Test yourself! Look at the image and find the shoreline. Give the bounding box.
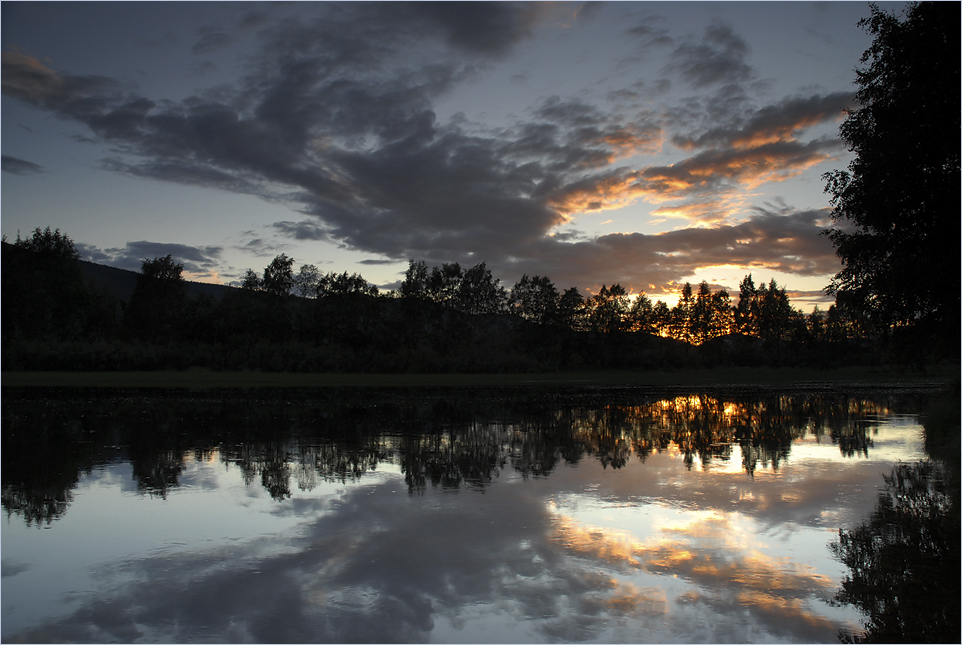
[2,365,956,389]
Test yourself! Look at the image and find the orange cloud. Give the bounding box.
[547,171,648,215]
[672,93,851,152]
[1,52,64,104]
[545,135,838,224]
[649,195,749,225]
[550,510,839,634]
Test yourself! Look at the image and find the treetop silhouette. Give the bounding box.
[824,1,959,358]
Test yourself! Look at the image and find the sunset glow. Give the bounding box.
[2,2,877,305]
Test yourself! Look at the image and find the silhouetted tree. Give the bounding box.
[709,288,734,338]
[586,284,630,333]
[240,268,263,291]
[756,279,793,342]
[2,227,100,341]
[399,260,430,299]
[627,292,655,334]
[126,254,189,340]
[317,271,378,298]
[557,287,585,331]
[262,254,295,297]
[690,281,713,344]
[670,282,694,343]
[13,227,80,260]
[509,274,559,325]
[427,262,464,305]
[735,274,759,336]
[455,262,506,315]
[808,306,826,343]
[293,264,320,298]
[652,300,671,337]
[823,2,959,358]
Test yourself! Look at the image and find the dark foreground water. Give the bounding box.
[1,385,955,643]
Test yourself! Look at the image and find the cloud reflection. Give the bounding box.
[9,455,859,644]
[551,510,841,642]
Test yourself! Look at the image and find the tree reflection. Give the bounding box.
[1,387,923,522]
[831,461,959,643]
[1,396,101,525]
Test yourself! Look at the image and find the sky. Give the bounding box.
[1,1,904,309]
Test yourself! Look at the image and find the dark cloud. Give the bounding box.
[358,258,401,266]
[1,5,846,295]
[100,157,267,197]
[624,16,674,50]
[79,241,223,274]
[1,154,44,174]
[75,242,112,264]
[237,235,288,260]
[272,219,332,242]
[192,27,234,55]
[0,51,121,113]
[411,1,541,57]
[238,11,269,31]
[664,22,754,88]
[672,92,853,150]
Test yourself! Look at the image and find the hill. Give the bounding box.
[75,253,235,302]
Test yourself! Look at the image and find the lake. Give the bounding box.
[1,384,954,643]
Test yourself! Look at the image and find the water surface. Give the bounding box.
[0,386,939,643]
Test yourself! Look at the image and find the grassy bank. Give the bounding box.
[2,365,957,389]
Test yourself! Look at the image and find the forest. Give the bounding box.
[2,226,893,374]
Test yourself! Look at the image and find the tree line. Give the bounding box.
[0,226,907,373]
[240,255,864,346]
[2,227,886,372]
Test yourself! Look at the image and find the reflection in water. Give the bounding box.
[0,386,940,643]
[831,461,960,643]
[2,388,907,517]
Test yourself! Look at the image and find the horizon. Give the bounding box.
[2,1,895,312]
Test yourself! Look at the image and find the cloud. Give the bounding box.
[664,22,754,88]
[411,1,542,57]
[79,240,223,275]
[500,207,839,294]
[192,27,234,55]
[644,137,842,193]
[0,473,800,643]
[551,512,840,642]
[5,425,872,644]
[2,5,848,296]
[271,220,332,242]
[1,51,122,114]
[545,136,841,220]
[672,92,853,150]
[1,154,44,175]
[624,18,674,49]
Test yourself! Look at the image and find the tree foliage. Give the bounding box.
[316,271,378,298]
[2,228,105,340]
[14,227,81,262]
[126,255,189,340]
[262,254,295,297]
[509,274,559,326]
[823,2,959,355]
[585,284,630,333]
